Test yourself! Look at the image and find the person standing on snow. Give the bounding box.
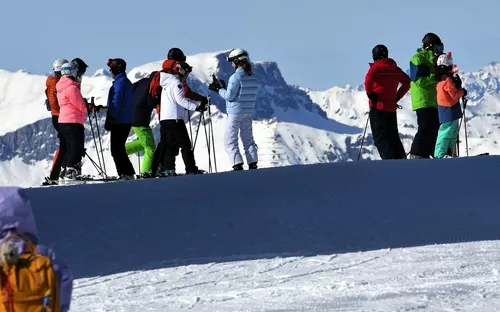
[408,33,444,159]
[434,53,467,158]
[105,58,136,179]
[0,187,74,311]
[125,71,159,178]
[208,48,259,171]
[151,48,207,175]
[44,58,69,185]
[158,60,208,176]
[364,44,411,160]
[56,62,88,180]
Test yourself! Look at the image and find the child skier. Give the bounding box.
[364,44,411,159]
[208,48,259,171]
[0,186,73,311]
[158,59,208,176]
[106,58,136,179]
[44,58,69,185]
[56,62,88,180]
[434,53,467,158]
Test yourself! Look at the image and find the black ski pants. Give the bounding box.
[110,123,135,176]
[369,109,406,160]
[159,120,198,173]
[49,116,68,180]
[58,123,85,169]
[409,107,440,158]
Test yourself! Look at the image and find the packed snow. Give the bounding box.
[23,156,500,311]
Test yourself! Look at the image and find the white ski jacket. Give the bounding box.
[159,73,199,121]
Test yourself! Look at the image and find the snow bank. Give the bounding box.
[24,156,500,279]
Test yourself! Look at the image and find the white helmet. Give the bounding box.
[60,62,78,78]
[227,48,249,62]
[52,59,69,72]
[437,52,453,67]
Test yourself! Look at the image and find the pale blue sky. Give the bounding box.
[2,0,499,90]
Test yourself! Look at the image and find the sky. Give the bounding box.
[1,0,500,91]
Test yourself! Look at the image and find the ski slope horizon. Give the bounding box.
[1,49,500,187]
[23,156,500,311]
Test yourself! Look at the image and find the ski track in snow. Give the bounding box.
[71,241,500,312]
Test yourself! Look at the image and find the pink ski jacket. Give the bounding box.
[56,76,87,125]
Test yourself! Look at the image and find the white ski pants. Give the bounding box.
[224,113,258,166]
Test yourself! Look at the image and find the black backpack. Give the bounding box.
[132,71,159,127]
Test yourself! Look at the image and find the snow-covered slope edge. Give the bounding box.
[25,156,500,279]
[3,54,500,187]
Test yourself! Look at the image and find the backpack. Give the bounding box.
[0,233,60,312]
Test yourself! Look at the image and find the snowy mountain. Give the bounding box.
[0,51,499,187]
[25,156,500,311]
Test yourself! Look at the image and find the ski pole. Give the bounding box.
[91,97,107,177]
[357,112,370,161]
[207,97,217,173]
[188,110,193,149]
[85,99,104,175]
[463,97,469,156]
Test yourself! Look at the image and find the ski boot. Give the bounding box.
[232,163,244,171]
[248,162,258,170]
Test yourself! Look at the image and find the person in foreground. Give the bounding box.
[434,53,467,158]
[209,48,260,171]
[364,44,411,159]
[0,187,73,311]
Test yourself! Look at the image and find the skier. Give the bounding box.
[0,187,73,311]
[56,62,88,179]
[44,58,69,185]
[70,57,88,82]
[158,59,208,176]
[408,33,444,159]
[105,58,136,179]
[151,47,207,175]
[125,71,159,178]
[209,48,259,171]
[434,53,467,158]
[364,44,411,160]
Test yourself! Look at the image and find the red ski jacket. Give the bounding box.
[364,58,411,112]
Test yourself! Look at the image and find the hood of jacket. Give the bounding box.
[0,187,37,236]
[159,72,180,87]
[56,76,80,94]
[369,57,398,69]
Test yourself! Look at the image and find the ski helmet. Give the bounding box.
[71,58,88,76]
[107,58,127,75]
[167,48,186,62]
[372,44,388,61]
[227,48,249,63]
[436,53,453,67]
[422,33,444,54]
[60,62,78,78]
[52,59,69,73]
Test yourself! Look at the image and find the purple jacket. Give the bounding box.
[0,187,73,312]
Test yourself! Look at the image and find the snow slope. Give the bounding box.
[1,51,500,187]
[22,156,500,311]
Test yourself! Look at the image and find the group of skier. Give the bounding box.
[43,47,259,184]
[365,32,468,160]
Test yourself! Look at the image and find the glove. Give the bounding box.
[208,74,223,92]
[195,100,208,112]
[104,116,114,131]
[452,74,463,89]
[220,79,227,89]
[367,92,378,102]
[462,88,467,96]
